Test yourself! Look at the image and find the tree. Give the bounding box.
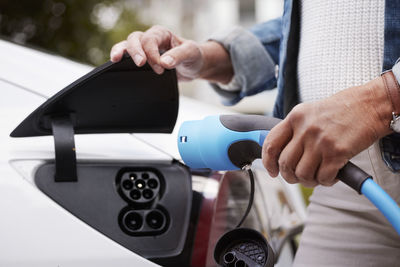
[0,0,149,65]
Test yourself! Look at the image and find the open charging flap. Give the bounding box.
[11,55,179,182]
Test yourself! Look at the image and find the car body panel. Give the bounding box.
[0,40,306,266]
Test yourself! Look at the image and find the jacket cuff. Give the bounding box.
[392,58,400,85]
[209,27,277,105]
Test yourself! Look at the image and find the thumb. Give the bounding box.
[160,41,201,69]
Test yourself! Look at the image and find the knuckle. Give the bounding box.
[151,24,167,32]
[127,31,142,41]
[141,34,155,45]
[295,169,311,181]
[292,104,303,113]
[333,145,348,157]
[278,158,287,170]
[264,143,279,158]
[319,135,335,148]
[279,158,293,174]
[322,142,348,159]
[288,103,316,127]
[289,104,306,121]
[149,25,171,39]
[305,124,321,136]
[184,40,198,49]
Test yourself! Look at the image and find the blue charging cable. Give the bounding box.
[361,179,400,235]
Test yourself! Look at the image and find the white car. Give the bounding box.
[0,40,306,267]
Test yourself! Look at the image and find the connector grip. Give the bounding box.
[337,161,371,194]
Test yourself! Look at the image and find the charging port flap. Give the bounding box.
[10,56,179,182]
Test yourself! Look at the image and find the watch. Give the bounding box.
[390,112,400,133]
[381,71,400,133]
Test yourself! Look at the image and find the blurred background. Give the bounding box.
[0,0,283,114]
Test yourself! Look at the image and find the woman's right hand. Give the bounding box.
[110,25,233,83]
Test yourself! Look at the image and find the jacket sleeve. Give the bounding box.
[392,58,400,84]
[209,18,282,105]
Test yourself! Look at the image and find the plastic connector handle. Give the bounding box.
[337,161,371,194]
[220,115,370,193]
[178,114,400,235]
[178,114,369,192]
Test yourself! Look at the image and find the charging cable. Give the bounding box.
[236,165,255,228]
[361,178,400,235]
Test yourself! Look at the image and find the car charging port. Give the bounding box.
[122,179,133,190]
[129,173,137,180]
[130,189,141,200]
[116,169,169,236]
[147,178,158,189]
[117,169,162,205]
[119,208,169,236]
[122,211,143,232]
[146,210,166,230]
[142,189,154,199]
[135,179,145,189]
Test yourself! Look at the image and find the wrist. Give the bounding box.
[198,41,234,84]
[362,76,393,137]
[381,70,400,133]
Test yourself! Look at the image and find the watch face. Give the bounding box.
[391,116,400,133]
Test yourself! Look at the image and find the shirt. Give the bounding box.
[210,0,400,172]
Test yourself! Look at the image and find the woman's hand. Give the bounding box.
[262,77,393,187]
[110,25,233,83]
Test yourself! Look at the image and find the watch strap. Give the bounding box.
[381,70,400,115]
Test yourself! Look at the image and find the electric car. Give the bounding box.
[0,40,306,267]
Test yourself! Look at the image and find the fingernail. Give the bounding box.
[153,64,163,74]
[161,55,175,66]
[134,54,144,65]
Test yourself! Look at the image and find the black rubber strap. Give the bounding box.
[51,115,77,182]
[337,161,371,194]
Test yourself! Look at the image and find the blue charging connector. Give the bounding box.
[178,115,268,170]
[178,114,400,235]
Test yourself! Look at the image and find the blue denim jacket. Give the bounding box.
[211,0,400,172]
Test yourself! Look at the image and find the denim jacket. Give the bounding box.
[211,0,400,172]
